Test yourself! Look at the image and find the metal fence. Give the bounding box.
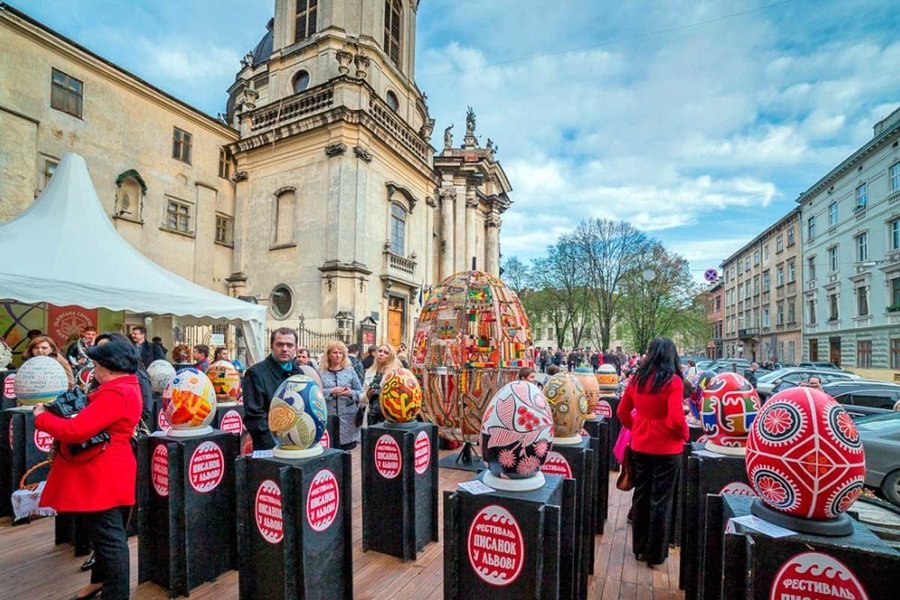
[265,315,349,357]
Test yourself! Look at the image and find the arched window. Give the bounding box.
[292,70,310,93]
[383,0,402,67]
[114,169,147,221]
[273,187,296,245]
[390,204,406,255]
[385,90,399,111]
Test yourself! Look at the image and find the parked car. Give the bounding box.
[757,367,861,398]
[796,361,841,370]
[857,412,900,506]
[821,381,900,419]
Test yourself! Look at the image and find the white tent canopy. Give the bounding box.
[0,153,266,362]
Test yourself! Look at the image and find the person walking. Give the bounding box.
[242,328,302,450]
[33,339,142,600]
[319,341,363,450]
[362,344,402,426]
[616,337,688,566]
[25,336,75,391]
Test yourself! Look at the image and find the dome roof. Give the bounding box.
[249,18,274,67]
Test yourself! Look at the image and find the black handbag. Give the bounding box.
[45,388,110,457]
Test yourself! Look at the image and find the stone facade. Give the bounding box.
[721,208,803,364]
[704,281,724,359]
[797,107,900,382]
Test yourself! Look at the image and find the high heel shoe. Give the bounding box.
[79,553,95,572]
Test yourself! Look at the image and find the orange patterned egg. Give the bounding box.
[380,368,423,423]
[162,368,217,432]
[596,364,619,390]
[207,360,242,402]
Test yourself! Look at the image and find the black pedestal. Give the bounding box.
[138,430,239,597]
[582,417,610,532]
[236,449,352,600]
[597,393,620,470]
[211,402,245,437]
[361,422,438,561]
[679,448,752,599]
[540,439,593,599]
[707,494,900,600]
[151,396,168,432]
[0,369,16,518]
[324,414,340,450]
[8,407,53,524]
[444,472,577,599]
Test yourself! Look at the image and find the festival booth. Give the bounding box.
[410,270,533,470]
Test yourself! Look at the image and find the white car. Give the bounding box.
[756,367,861,398]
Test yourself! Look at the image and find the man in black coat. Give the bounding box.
[242,328,302,450]
[130,326,165,368]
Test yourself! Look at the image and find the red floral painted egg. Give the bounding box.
[380,368,423,423]
[745,387,865,520]
[701,372,760,455]
[207,360,242,402]
[481,381,554,480]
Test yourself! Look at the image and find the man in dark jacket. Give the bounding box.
[130,326,164,368]
[744,362,759,389]
[242,328,302,450]
[347,343,365,382]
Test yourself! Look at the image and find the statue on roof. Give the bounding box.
[443,124,454,150]
[465,106,476,137]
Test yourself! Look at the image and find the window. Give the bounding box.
[42,157,58,188]
[828,246,838,271]
[274,189,296,245]
[762,307,770,327]
[269,285,293,319]
[788,301,796,324]
[215,214,233,244]
[892,339,900,370]
[753,276,759,296]
[808,299,816,325]
[776,266,784,287]
[744,257,750,272]
[166,198,192,233]
[829,202,838,226]
[295,0,318,42]
[810,338,819,361]
[753,250,760,265]
[115,173,144,220]
[390,204,406,255]
[828,293,839,321]
[787,227,795,246]
[856,287,869,316]
[762,271,770,292]
[50,68,83,118]
[807,256,816,281]
[892,219,900,251]
[892,162,900,192]
[807,216,816,240]
[787,261,796,283]
[788,341,796,363]
[776,235,784,253]
[715,296,721,311]
[292,70,310,93]
[855,233,868,262]
[852,391,896,410]
[385,90,399,111]
[893,277,900,306]
[384,0,402,67]
[777,303,784,325]
[218,149,230,179]
[857,340,872,368]
[855,182,867,209]
[172,127,192,164]
[763,245,769,261]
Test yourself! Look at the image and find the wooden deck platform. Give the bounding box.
[0,449,684,599]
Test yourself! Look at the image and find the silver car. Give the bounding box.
[857,412,900,507]
[756,367,860,398]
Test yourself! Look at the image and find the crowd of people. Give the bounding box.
[533,345,641,375]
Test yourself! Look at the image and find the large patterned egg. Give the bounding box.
[573,367,601,419]
[380,368,422,423]
[701,372,760,455]
[206,360,242,402]
[15,356,69,405]
[148,360,177,395]
[543,373,591,440]
[746,386,865,520]
[269,374,327,451]
[596,364,618,391]
[162,368,217,432]
[688,370,717,419]
[481,381,554,480]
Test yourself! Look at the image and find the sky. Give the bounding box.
[13,0,900,281]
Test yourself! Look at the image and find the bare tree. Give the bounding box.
[500,256,531,297]
[531,235,591,348]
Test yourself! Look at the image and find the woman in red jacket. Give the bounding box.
[34,339,142,600]
[616,337,688,566]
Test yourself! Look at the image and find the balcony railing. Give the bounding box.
[384,251,416,279]
[738,327,759,339]
[250,86,335,132]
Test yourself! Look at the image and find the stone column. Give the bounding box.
[425,195,436,286]
[228,169,250,296]
[465,188,478,271]
[485,212,501,276]
[440,188,456,279]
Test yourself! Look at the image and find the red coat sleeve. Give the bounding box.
[35,389,127,443]
[617,383,634,430]
[666,376,689,441]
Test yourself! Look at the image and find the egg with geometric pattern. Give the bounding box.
[700,372,760,455]
[206,360,241,402]
[379,368,422,423]
[269,374,327,456]
[161,368,217,435]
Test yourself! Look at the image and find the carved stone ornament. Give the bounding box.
[353,146,373,162]
[354,55,371,79]
[465,106,476,136]
[420,118,435,141]
[325,143,347,157]
[439,187,457,201]
[486,214,501,228]
[336,50,353,75]
[231,170,249,182]
[443,124,453,150]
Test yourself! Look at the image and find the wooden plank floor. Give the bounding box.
[0,449,684,599]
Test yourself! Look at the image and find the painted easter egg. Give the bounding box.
[380,367,423,423]
[269,374,327,452]
[701,372,760,455]
[14,356,68,405]
[162,368,217,432]
[543,372,591,441]
[207,360,242,402]
[481,381,554,481]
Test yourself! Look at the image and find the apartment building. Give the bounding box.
[704,281,724,359]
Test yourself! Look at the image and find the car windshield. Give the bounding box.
[758,369,787,383]
[856,413,900,432]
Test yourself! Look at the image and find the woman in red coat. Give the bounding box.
[616,337,688,566]
[34,339,142,600]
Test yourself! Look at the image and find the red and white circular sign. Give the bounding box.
[770,552,868,600]
[374,434,402,480]
[255,479,283,544]
[157,409,170,431]
[151,444,169,497]
[188,441,224,494]
[220,410,243,435]
[540,451,572,478]
[306,469,340,532]
[33,430,54,453]
[467,505,525,587]
[3,374,15,399]
[414,430,430,475]
[321,428,330,449]
[719,481,756,497]
[596,400,613,419]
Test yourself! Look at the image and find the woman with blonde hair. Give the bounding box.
[318,340,363,450]
[362,344,402,426]
[25,335,75,391]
